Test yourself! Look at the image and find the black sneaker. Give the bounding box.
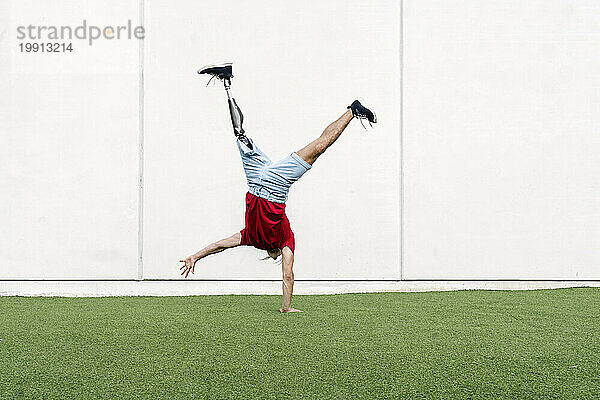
[198,62,233,83]
[348,100,377,126]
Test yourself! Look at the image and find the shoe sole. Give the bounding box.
[197,62,232,75]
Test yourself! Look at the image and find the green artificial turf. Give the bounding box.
[0,289,599,399]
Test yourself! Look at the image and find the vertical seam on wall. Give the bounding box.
[399,0,405,281]
[137,0,145,281]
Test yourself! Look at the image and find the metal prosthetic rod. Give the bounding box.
[224,78,253,150]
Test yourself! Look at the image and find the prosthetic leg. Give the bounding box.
[198,62,254,149]
[223,78,253,150]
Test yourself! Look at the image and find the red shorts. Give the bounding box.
[239,192,295,252]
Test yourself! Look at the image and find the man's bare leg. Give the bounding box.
[179,232,241,278]
[296,110,354,166]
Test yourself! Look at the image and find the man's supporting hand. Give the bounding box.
[280,308,303,313]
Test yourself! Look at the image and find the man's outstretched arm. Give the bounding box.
[179,232,241,278]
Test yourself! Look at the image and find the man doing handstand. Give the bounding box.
[179,63,377,312]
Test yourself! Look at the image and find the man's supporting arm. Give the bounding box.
[179,232,241,278]
[280,247,302,312]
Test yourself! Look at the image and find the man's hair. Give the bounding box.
[261,250,283,265]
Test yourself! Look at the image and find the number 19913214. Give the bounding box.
[19,43,74,53]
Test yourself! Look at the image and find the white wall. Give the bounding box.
[2,0,599,283]
[404,0,600,279]
[0,0,140,279]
